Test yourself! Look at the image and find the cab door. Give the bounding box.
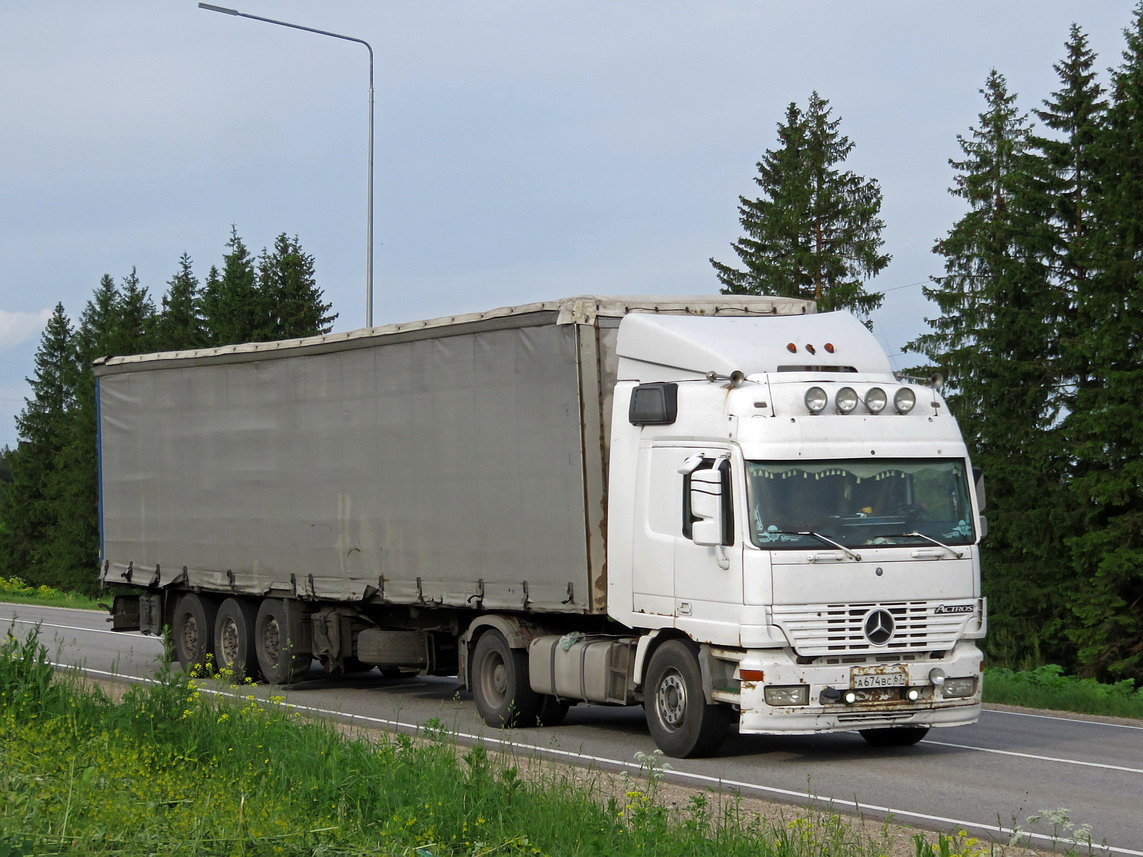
[673,449,744,645]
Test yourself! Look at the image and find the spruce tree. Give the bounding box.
[907,71,1064,666]
[711,91,889,318]
[1065,5,1143,680]
[75,275,120,368]
[0,305,79,587]
[113,268,159,356]
[1030,24,1107,361]
[201,227,263,345]
[47,271,161,595]
[156,253,207,351]
[1002,26,1110,667]
[257,233,337,339]
[909,71,1034,442]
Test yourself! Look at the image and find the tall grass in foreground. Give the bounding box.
[984,665,1143,720]
[0,626,992,857]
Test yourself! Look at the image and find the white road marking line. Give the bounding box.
[924,739,1143,774]
[986,707,1143,731]
[5,615,152,639]
[51,662,1143,857]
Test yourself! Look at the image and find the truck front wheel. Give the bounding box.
[172,593,217,673]
[644,640,730,758]
[254,598,311,685]
[214,597,260,682]
[472,630,541,727]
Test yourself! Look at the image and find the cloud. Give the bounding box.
[0,309,52,356]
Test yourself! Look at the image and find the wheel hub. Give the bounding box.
[262,617,282,666]
[220,618,239,665]
[657,670,687,731]
[490,658,507,699]
[181,614,198,653]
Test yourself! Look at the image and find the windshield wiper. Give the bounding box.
[877,531,965,559]
[762,529,861,561]
[906,531,965,558]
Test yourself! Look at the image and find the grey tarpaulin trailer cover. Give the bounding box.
[96,295,811,616]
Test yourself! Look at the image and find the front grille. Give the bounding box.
[773,600,973,657]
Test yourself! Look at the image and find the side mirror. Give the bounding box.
[689,468,724,547]
[973,467,987,512]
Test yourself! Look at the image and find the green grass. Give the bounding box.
[0,575,102,610]
[984,664,1143,720]
[0,625,993,857]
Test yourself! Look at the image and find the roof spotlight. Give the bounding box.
[864,387,887,414]
[836,387,859,414]
[894,387,917,414]
[804,386,828,414]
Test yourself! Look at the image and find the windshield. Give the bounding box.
[746,459,976,550]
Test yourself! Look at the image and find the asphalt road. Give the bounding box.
[5,602,1141,856]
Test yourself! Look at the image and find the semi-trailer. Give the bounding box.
[99,294,985,757]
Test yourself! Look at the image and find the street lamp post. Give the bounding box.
[198,3,376,328]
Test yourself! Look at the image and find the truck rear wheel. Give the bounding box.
[172,593,217,673]
[644,640,730,758]
[859,726,930,747]
[214,597,260,681]
[472,630,541,727]
[254,598,311,685]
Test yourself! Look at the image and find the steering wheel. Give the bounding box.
[896,504,927,522]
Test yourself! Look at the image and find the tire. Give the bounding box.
[172,593,218,673]
[213,597,260,681]
[254,598,311,685]
[644,639,730,758]
[471,630,540,728]
[859,726,930,747]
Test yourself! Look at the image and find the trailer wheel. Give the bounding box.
[254,598,310,685]
[859,726,930,747]
[644,640,730,758]
[172,593,217,673]
[214,598,260,682]
[472,630,540,727]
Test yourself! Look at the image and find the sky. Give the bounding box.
[0,1,1137,449]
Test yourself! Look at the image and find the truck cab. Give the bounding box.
[605,310,985,754]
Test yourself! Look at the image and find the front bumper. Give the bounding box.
[736,641,982,735]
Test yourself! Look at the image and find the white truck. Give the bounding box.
[98,294,986,757]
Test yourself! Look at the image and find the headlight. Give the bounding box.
[836,387,859,414]
[763,685,810,706]
[804,387,828,415]
[942,677,978,698]
[864,387,887,414]
[894,387,917,414]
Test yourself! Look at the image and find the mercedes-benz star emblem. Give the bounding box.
[863,608,895,645]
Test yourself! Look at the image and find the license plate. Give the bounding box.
[851,666,907,689]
